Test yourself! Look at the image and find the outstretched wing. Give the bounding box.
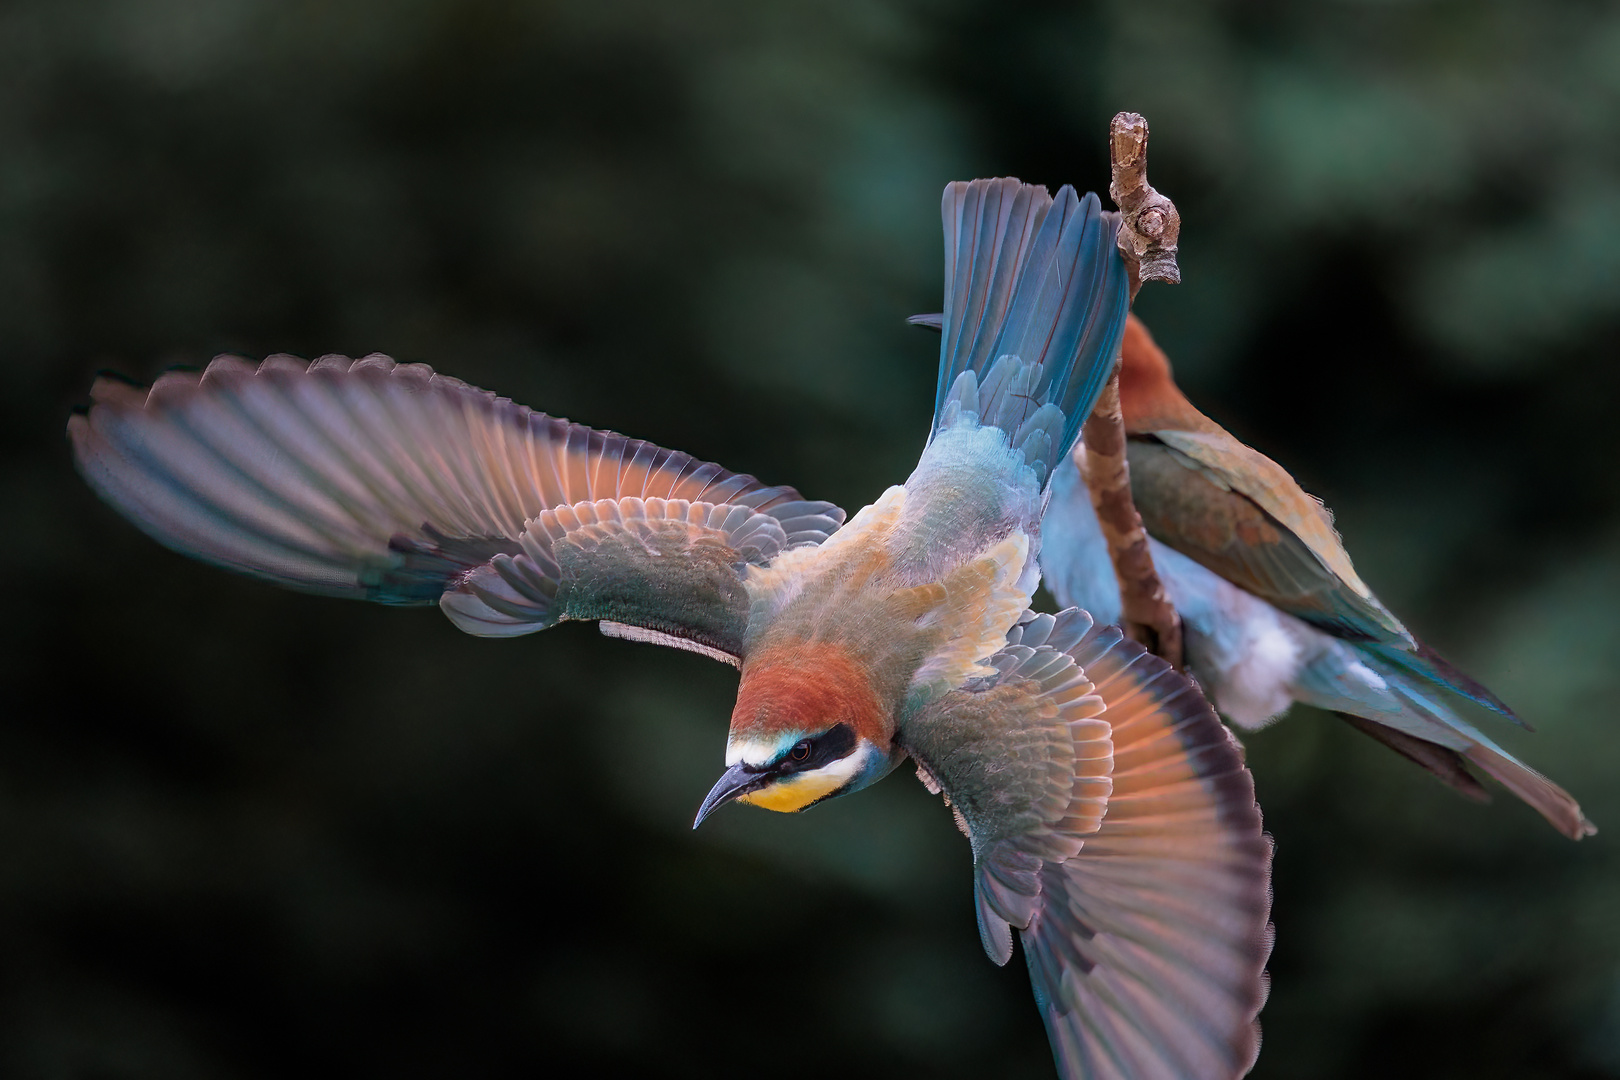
[907,609,1273,1080]
[70,354,843,662]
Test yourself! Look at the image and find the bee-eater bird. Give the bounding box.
[1037,313,1594,840]
[70,178,1276,1080]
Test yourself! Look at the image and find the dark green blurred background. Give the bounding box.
[5,1,1618,1076]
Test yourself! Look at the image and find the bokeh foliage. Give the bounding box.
[3,0,1617,1077]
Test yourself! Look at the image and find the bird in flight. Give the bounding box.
[71,178,1276,1080]
[1038,314,1594,840]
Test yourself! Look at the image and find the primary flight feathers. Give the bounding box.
[72,178,1274,1080]
[912,608,1272,1080]
[70,354,844,659]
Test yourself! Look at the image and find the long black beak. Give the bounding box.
[906,312,943,332]
[693,762,767,829]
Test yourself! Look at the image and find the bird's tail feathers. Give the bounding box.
[1393,669,1594,838]
[1300,647,1594,839]
[1363,638,1528,728]
[930,178,1130,486]
[1335,712,1490,802]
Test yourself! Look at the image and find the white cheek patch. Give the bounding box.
[802,750,868,789]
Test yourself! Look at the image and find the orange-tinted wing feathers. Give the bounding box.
[908,609,1273,1080]
[1116,313,1406,643]
[1126,435,1408,643]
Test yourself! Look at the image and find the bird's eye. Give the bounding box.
[789,739,813,763]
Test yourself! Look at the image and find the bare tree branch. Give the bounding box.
[1079,377,1184,667]
[1109,111,1182,294]
[1078,111,1184,668]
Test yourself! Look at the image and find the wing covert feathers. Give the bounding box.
[910,609,1273,1080]
[1128,436,1407,645]
[1152,428,1378,613]
[908,609,1114,965]
[437,497,789,653]
[70,354,843,655]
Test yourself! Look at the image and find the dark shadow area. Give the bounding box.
[3,2,1617,1077]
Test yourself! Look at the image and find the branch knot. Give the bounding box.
[1109,111,1181,289]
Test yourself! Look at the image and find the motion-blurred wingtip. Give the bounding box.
[86,369,152,408]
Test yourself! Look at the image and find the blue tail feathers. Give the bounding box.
[1363,638,1529,729]
[931,178,1130,484]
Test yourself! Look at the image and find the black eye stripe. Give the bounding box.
[777,723,857,773]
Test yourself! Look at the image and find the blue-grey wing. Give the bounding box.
[70,354,843,660]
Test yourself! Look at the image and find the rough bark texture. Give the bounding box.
[1079,377,1184,667]
[1080,111,1184,668]
[1109,112,1182,291]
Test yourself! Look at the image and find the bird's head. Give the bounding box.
[1117,312,1208,434]
[693,643,897,827]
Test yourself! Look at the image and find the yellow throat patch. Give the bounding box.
[737,769,848,813]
